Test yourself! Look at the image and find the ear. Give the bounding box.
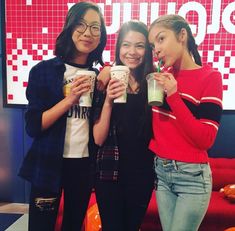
[179,28,187,43]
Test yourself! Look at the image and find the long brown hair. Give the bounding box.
[114,20,153,141]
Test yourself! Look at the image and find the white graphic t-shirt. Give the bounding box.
[63,64,90,158]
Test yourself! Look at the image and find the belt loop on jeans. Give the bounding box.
[173,160,178,170]
[154,156,158,167]
[163,159,168,165]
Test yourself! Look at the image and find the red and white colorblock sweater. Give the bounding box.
[149,65,223,163]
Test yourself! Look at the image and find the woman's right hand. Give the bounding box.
[105,78,126,104]
[67,75,91,105]
[153,72,177,96]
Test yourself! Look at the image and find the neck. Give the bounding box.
[128,75,139,94]
[173,51,200,71]
[71,53,89,65]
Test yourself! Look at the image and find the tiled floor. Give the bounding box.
[0,203,28,231]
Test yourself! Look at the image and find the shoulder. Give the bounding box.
[30,57,65,77]
[31,57,64,71]
[201,65,222,79]
[192,65,222,87]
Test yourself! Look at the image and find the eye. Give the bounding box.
[121,42,130,47]
[91,24,101,32]
[136,43,145,49]
[158,36,164,43]
[77,22,84,26]
[76,22,86,31]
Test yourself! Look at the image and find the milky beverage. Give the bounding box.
[110,65,129,103]
[63,70,96,107]
[146,73,164,106]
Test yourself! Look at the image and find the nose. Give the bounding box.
[83,26,92,37]
[154,49,161,58]
[128,45,136,55]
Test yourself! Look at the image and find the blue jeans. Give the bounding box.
[154,157,212,231]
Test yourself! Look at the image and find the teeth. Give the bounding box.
[127,58,139,62]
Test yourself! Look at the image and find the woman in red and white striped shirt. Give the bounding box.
[148,14,223,231]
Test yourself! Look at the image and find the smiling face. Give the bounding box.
[119,30,146,70]
[72,9,101,62]
[148,25,185,69]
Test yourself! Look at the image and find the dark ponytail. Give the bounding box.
[186,26,202,65]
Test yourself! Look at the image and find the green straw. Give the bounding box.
[157,59,162,73]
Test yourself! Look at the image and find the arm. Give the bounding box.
[93,78,126,146]
[167,91,222,150]
[25,63,90,137]
[93,97,113,146]
[96,66,111,91]
[155,71,223,150]
[41,75,90,130]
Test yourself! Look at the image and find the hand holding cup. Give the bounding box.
[64,75,90,105]
[106,78,126,104]
[153,72,177,97]
[63,70,96,107]
[110,65,129,103]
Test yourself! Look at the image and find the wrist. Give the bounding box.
[99,62,112,71]
[104,96,113,107]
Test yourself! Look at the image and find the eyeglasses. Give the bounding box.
[75,20,101,37]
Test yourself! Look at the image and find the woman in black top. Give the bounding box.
[93,20,154,231]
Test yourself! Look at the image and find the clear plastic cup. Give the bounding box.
[146,73,164,106]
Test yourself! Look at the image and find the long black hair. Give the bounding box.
[114,20,154,142]
[115,20,154,86]
[149,14,202,65]
[55,2,107,66]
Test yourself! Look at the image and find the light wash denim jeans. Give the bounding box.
[154,156,212,231]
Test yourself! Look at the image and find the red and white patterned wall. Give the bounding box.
[4,0,235,109]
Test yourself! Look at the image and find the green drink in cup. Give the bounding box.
[146,60,164,106]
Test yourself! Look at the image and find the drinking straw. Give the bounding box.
[157,59,162,73]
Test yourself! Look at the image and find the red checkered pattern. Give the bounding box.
[4,0,235,109]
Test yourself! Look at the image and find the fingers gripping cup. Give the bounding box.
[146,73,164,106]
[63,70,96,107]
[77,70,96,107]
[110,65,129,103]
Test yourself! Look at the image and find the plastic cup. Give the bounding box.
[63,70,96,107]
[110,65,129,103]
[146,73,164,106]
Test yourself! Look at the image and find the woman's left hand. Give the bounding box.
[153,72,177,96]
[97,66,111,91]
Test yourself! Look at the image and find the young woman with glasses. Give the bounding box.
[18,2,107,231]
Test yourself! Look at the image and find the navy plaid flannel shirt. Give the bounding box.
[19,57,97,193]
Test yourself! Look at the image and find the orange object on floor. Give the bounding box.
[54,191,64,231]
[84,203,101,231]
[224,228,235,231]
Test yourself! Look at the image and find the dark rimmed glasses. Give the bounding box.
[75,20,101,37]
